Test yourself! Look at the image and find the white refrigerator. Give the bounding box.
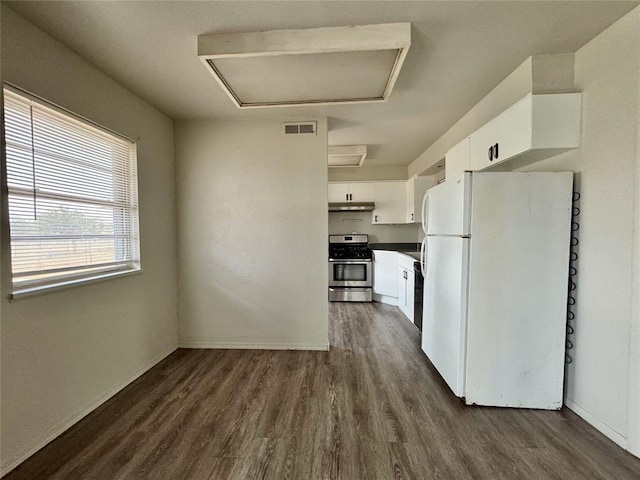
[419,171,573,409]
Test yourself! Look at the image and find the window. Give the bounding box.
[3,86,140,296]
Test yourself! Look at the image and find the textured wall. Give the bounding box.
[176,119,328,350]
[0,7,179,473]
[328,211,420,244]
[516,7,640,452]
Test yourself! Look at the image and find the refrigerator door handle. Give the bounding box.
[420,237,428,277]
[421,192,429,235]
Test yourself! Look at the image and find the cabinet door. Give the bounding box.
[397,266,408,315]
[407,176,434,224]
[469,95,533,171]
[405,272,415,324]
[373,250,398,298]
[373,182,407,224]
[328,183,349,203]
[349,182,374,202]
[406,179,414,223]
[446,137,470,181]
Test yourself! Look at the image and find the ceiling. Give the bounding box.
[5,1,638,169]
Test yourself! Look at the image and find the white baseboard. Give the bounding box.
[373,293,398,305]
[179,341,329,351]
[565,397,628,449]
[0,344,178,477]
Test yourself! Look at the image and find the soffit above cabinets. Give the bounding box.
[197,23,411,109]
[328,145,368,168]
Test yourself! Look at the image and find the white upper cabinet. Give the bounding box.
[406,175,433,223]
[373,181,407,224]
[348,182,375,203]
[328,182,374,203]
[445,137,470,181]
[469,93,581,171]
[328,183,349,203]
[329,178,433,224]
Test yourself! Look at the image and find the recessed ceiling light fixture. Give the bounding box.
[328,145,367,168]
[198,23,411,109]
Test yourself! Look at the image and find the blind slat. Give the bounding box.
[3,87,141,286]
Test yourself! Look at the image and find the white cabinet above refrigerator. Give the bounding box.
[469,93,582,171]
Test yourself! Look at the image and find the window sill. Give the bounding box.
[10,268,143,301]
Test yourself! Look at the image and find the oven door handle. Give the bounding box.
[328,259,372,263]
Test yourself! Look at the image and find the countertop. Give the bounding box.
[370,243,420,261]
[369,242,420,252]
[399,251,421,261]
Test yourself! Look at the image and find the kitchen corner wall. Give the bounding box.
[515,7,640,454]
[329,212,420,244]
[328,165,408,182]
[175,119,328,350]
[0,6,179,474]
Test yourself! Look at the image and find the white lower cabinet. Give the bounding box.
[373,251,416,324]
[372,250,398,303]
[397,255,415,323]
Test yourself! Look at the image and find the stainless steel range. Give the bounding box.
[328,234,373,302]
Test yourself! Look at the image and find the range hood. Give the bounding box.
[329,202,376,212]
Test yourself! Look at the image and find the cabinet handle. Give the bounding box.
[345,193,348,201]
[488,146,493,161]
[375,215,378,222]
[494,143,499,159]
[350,193,353,201]
[411,213,414,222]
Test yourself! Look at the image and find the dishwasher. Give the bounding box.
[413,261,423,333]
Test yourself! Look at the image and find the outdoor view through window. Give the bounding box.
[3,86,140,293]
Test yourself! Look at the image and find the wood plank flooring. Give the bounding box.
[5,302,640,479]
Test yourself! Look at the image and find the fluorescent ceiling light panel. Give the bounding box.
[328,145,367,168]
[198,23,411,108]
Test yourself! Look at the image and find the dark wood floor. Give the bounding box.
[6,302,640,479]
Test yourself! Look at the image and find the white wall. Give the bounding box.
[630,63,640,455]
[176,119,328,350]
[630,27,640,455]
[329,212,420,244]
[514,7,640,452]
[328,165,408,182]
[0,7,179,474]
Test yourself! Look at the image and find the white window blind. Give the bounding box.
[3,86,140,292]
